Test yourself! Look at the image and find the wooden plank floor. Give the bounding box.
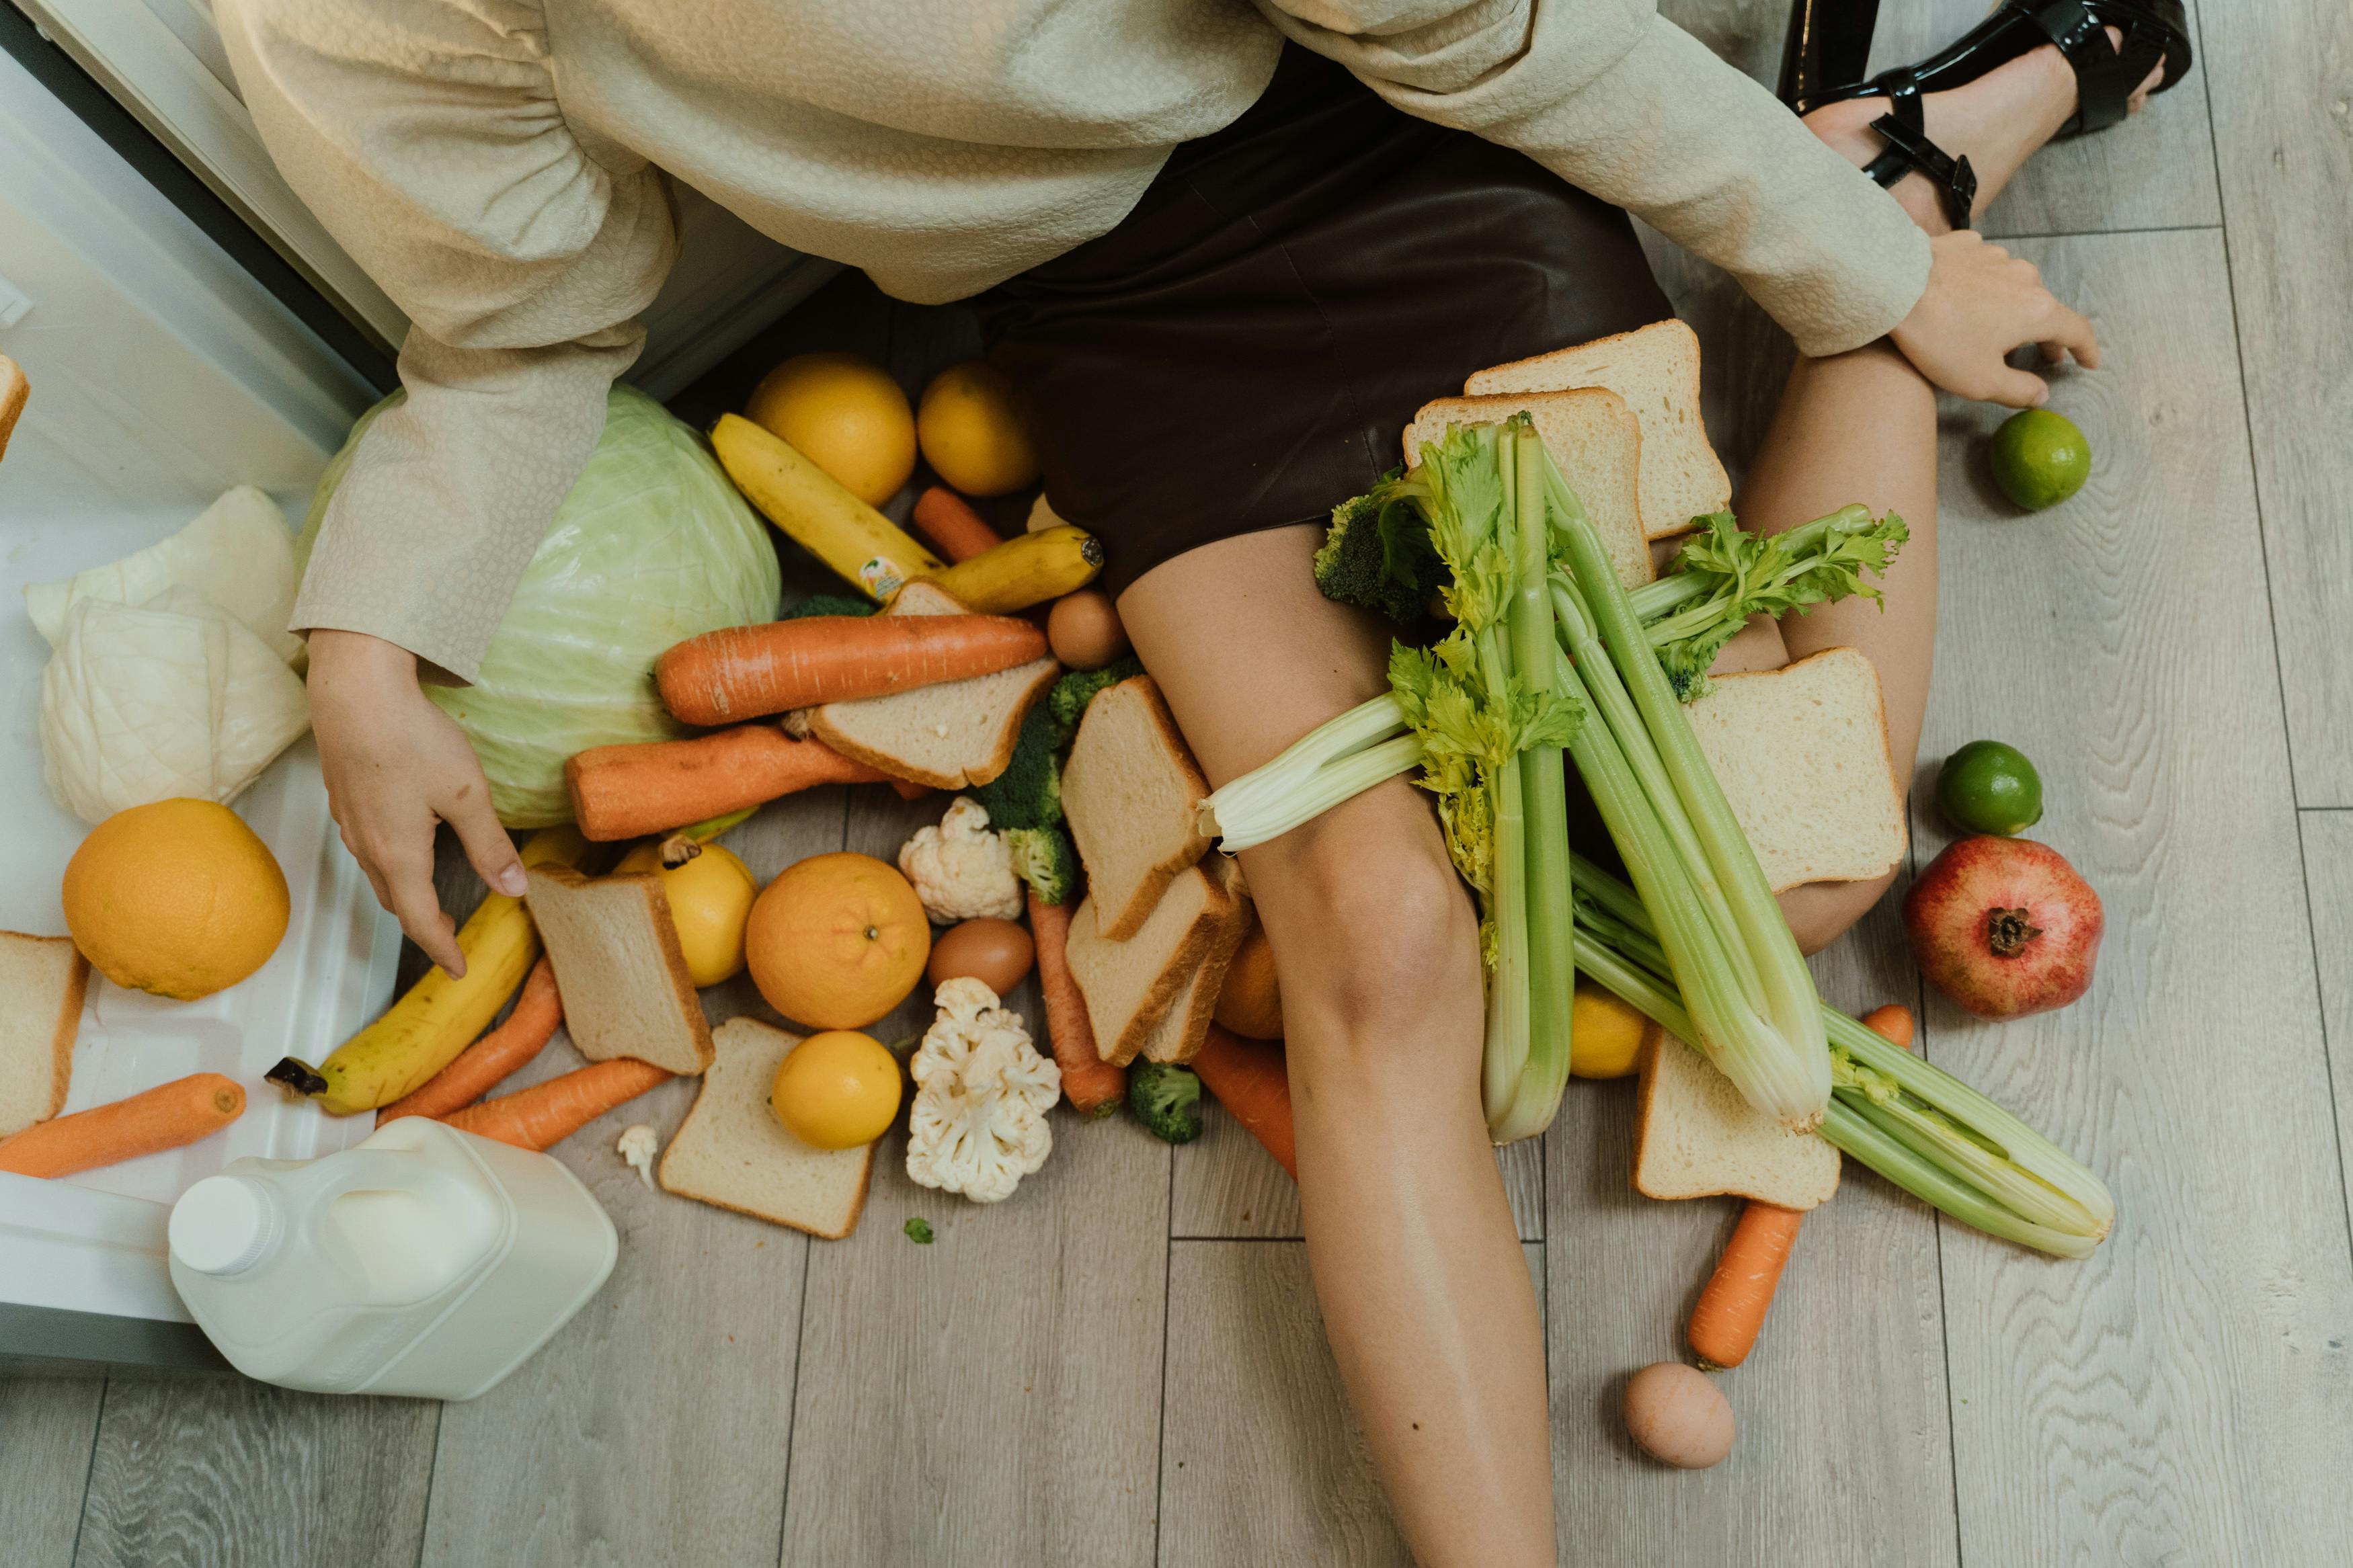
[8,2,2352,1562]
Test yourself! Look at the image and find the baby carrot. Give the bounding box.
[1193,1024,1295,1178]
[0,1073,244,1180]
[910,486,1004,563]
[379,956,563,1122]
[656,613,1048,725]
[440,1059,672,1151]
[1029,889,1125,1116]
[567,726,890,841]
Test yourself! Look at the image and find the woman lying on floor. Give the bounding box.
[218,1,2186,1559]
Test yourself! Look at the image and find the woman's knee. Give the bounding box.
[1243,785,1484,1060]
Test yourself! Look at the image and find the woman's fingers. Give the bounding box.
[1983,364,2053,409]
[379,836,468,977]
[2042,300,2100,369]
[438,774,528,899]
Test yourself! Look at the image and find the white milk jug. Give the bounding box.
[167,1115,617,1399]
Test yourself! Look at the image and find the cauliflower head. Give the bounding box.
[898,797,1023,923]
[905,977,1062,1204]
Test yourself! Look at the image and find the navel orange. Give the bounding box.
[916,361,1039,496]
[62,798,288,1000]
[746,852,930,1028]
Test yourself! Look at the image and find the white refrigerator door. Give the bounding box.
[1,36,399,1349]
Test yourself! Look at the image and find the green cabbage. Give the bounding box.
[303,384,781,825]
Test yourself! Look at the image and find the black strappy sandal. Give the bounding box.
[1779,0,2194,230]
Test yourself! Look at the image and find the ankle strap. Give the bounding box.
[1862,70,1979,229]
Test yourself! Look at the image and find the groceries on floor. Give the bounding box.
[1,328,2117,1455]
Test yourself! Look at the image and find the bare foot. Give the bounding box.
[1804,30,2165,234]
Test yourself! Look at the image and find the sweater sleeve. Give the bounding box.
[216,0,678,682]
[1257,0,1931,358]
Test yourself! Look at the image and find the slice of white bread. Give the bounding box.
[0,355,26,463]
[1683,647,1907,893]
[1064,864,1234,1067]
[1061,673,1211,940]
[1465,320,1730,540]
[1633,1023,1840,1210]
[1140,856,1250,1065]
[0,932,88,1139]
[525,866,715,1075]
[807,581,1060,790]
[659,1016,873,1239]
[1404,388,1652,591]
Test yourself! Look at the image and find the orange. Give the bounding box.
[770,1030,902,1149]
[916,361,1039,497]
[746,852,930,1028]
[744,352,917,506]
[62,798,288,1000]
[1212,918,1283,1040]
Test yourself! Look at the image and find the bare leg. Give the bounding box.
[1750,29,2162,950]
[1120,526,1554,1568]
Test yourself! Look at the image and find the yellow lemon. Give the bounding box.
[916,361,1039,497]
[616,837,758,987]
[771,1030,903,1149]
[744,352,917,506]
[62,798,288,1001]
[1570,984,1648,1079]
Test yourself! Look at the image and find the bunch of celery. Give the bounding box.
[1202,423,1903,1136]
[1566,854,2114,1257]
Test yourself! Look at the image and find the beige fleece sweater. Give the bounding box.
[217,0,1931,680]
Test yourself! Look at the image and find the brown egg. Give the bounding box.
[1622,1362,1734,1469]
[927,917,1034,995]
[1047,589,1130,671]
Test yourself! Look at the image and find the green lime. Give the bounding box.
[1937,740,2044,836]
[1989,409,2091,510]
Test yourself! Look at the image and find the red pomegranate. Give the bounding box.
[1903,836,2103,1018]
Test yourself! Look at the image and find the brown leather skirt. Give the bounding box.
[975,46,1673,600]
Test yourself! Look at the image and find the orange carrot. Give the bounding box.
[1195,1024,1295,1178]
[567,725,890,841]
[440,1059,672,1151]
[0,1073,244,1180]
[657,614,1048,725]
[380,957,564,1122]
[1687,1202,1805,1368]
[1029,889,1125,1116]
[889,778,933,802]
[911,486,1003,563]
[1860,1003,1915,1050]
[1685,1004,1912,1367]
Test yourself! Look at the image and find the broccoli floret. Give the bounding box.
[903,1217,934,1244]
[779,592,878,620]
[1005,824,1078,906]
[1049,655,1144,734]
[1314,472,1439,625]
[969,701,1064,830]
[1128,1061,1203,1145]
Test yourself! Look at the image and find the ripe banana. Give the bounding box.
[920,523,1102,614]
[268,827,584,1115]
[711,412,941,602]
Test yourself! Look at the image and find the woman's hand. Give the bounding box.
[1889,230,2100,407]
[307,630,526,977]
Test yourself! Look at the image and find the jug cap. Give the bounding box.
[170,1175,282,1276]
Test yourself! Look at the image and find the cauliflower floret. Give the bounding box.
[898,797,1023,922]
[905,977,1062,1204]
[616,1124,660,1188]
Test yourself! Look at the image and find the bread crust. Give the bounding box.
[1464,319,1728,540]
[1,933,88,1132]
[1693,646,1907,891]
[1076,675,1211,942]
[1404,389,1652,589]
[807,657,1058,790]
[657,1020,873,1239]
[1632,1025,1838,1209]
[526,866,715,1073]
[1145,861,1250,1065]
